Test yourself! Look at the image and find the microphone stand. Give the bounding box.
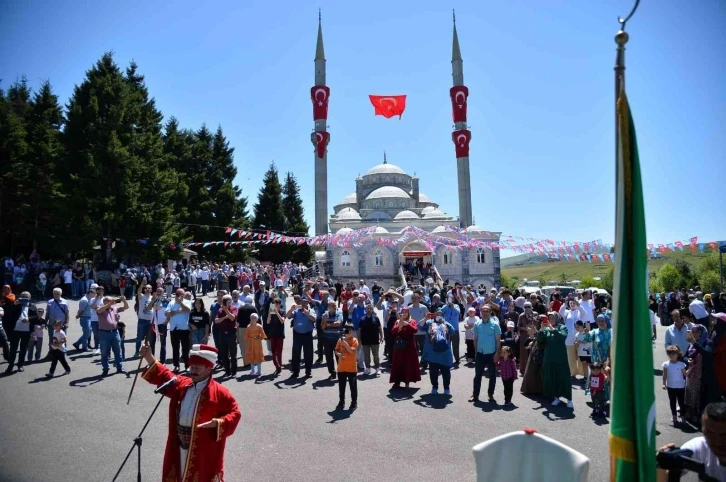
[112,392,166,482]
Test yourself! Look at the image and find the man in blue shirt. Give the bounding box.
[165,289,192,372]
[210,290,226,350]
[470,305,501,403]
[286,295,316,378]
[349,293,367,370]
[442,300,461,366]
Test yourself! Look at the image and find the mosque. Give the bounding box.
[310,13,501,289]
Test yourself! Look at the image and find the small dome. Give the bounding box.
[393,210,419,220]
[337,192,357,206]
[336,207,362,221]
[418,193,435,204]
[365,163,406,176]
[464,225,485,233]
[366,186,411,200]
[423,208,447,219]
[336,227,354,235]
[420,206,437,215]
[432,225,451,233]
[373,226,389,234]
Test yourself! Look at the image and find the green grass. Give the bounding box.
[502,250,713,284]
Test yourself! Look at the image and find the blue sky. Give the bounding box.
[2,0,724,247]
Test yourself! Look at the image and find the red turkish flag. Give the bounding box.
[450,85,469,123]
[369,95,407,119]
[314,131,329,159]
[452,129,471,157]
[311,85,330,121]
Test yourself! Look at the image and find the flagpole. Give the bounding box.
[615,0,639,200]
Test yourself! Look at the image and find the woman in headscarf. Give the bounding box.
[684,324,707,424]
[520,315,547,396]
[687,315,724,413]
[583,314,612,365]
[539,312,573,408]
[389,307,421,389]
[517,302,540,374]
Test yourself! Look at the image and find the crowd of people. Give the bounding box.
[2,256,726,420]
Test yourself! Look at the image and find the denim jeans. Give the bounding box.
[190,328,206,345]
[26,337,43,362]
[75,316,91,351]
[90,321,100,349]
[135,318,152,354]
[100,330,123,372]
[428,362,451,390]
[150,324,168,364]
[473,352,497,398]
[73,280,84,298]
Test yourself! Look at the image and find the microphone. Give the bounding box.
[154,376,178,394]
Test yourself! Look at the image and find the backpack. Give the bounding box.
[430,323,450,353]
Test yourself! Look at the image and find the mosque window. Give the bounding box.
[374,250,384,267]
[341,250,351,267]
[476,248,486,264]
[443,250,452,265]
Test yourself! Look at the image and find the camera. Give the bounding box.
[656,447,710,481]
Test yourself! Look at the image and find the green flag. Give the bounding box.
[609,92,656,481]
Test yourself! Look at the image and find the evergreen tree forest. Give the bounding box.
[0,53,250,263]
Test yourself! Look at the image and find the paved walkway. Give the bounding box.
[0,296,698,481]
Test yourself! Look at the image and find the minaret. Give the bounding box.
[450,11,473,228]
[311,10,329,235]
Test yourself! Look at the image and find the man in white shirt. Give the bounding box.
[579,290,596,328]
[688,293,710,325]
[200,267,210,295]
[62,267,73,299]
[657,402,726,481]
[359,280,371,298]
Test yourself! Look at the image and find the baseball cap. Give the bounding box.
[506,321,515,328]
[90,283,99,290]
[275,279,283,287]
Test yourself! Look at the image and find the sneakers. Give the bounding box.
[363,368,371,375]
[72,342,81,351]
[64,370,71,375]
[431,389,439,395]
[336,401,345,411]
[468,395,478,403]
[566,400,574,409]
[93,349,101,355]
[372,369,378,376]
[116,368,128,375]
[349,402,357,411]
[45,372,54,378]
[552,398,561,406]
[443,389,451,396]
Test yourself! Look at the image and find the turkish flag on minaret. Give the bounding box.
[369,95,407,119]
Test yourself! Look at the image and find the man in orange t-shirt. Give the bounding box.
[335,323,359,411]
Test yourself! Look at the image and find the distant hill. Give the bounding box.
[502,249,713,285]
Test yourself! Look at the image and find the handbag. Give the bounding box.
[394,337,409,350]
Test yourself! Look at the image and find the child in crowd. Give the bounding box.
[245,313,266,376]
[46,320,71,377]
[27,307,45,363]
[463,307,478,364]
[335,323,359,411]
[662,345,687,425]
[497,346,518,406]
[502,321,519,363]
[587,363,607,417]
[573,320,591,383]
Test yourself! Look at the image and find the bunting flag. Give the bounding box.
[609,92,656,482]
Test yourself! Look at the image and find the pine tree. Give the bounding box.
[23,81,67,256]
[252,162,285,263]
[210,126,248,227]
[282,172,312,263]
[0,78,32,256]
[63,53,180,263]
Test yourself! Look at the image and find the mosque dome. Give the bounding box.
[393,210,419,220]
[432,225,451,233]
[421,206,437,215]
[365,163,406,176]
[365,186,411,200]
[337,192,357,205]
[373,226,389,234]
[422,208,447,219]
[336,227,354,235]
[464,225,485,233]
[418,193,436,205]
[336,207,362,221]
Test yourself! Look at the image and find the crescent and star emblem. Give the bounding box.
[314,88,327,107]
[316,132,324,144]
[380,97,397,110]
[456,134,467,146]
[455,91,466,108]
